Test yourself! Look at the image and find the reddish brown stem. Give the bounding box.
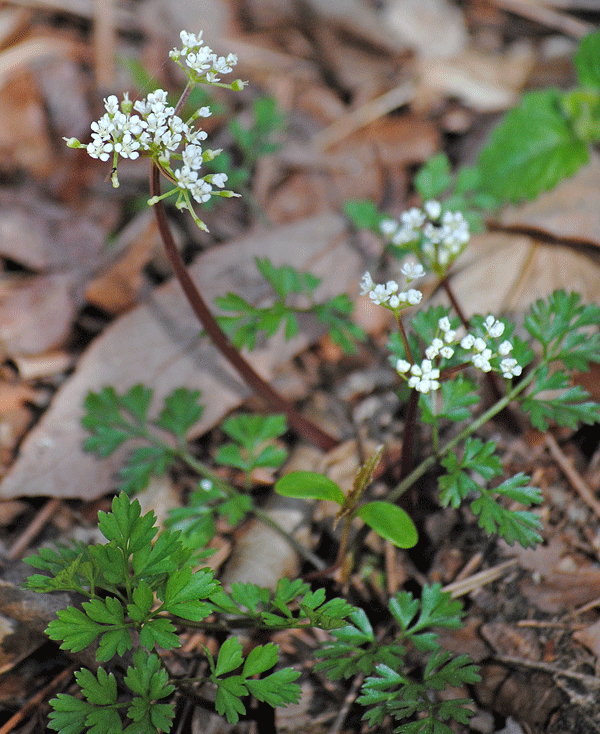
[150,165,339,452]
[398,387,419,481]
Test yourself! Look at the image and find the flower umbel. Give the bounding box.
[380,201,470,276]
[64,30,245,231]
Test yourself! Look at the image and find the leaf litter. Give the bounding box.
[1,1,600,732]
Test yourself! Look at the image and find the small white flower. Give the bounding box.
[389,295,401,309]
[212,173,228,188]
[461,334,475,349]
[498,340,513,356]
[443,330,456,343]
[396,359,411,373]
[386,280,399,294]
[360,271,374,295]
[369,284,389,305]
[500,358,522,378]
[380,219,398,236]
[440,346,454,358]
[406,289,422,305]
[424,200,442,220]
[484,316,505,338]
[199,478,213,491]
[473,337,487,353]
[401,261,426,282]
[438,316,451,332]
[401,207,425,229]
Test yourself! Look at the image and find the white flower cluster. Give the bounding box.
[396,358,440,394]
[360,269,423,310]
[64,30,244,230]
[380,200,470,273]
[69,90,231,209]
[169,30,240,85]
[460,315,522,378]
[394,314,522,394]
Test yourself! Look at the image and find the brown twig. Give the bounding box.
[150,164,339,452]
[545,432,600,520]
[0,662,77,734]
[6,497,62,560]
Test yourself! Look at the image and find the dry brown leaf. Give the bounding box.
[501,153,600,245]
[0,274,76,357]
[416,42,535,112]
[383,0,468,58]
[85,211,167,314]
[0,214,362,500]
[438,231,600,319]
[0,186,107,271]
[573,620,600,660]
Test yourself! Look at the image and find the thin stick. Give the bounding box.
[6,497,62,560]
[0,663,77,734]
[150,165,339,452]
[545,433,600,520]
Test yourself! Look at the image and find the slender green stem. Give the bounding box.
[173,445,326,571]
[386,366,539,504]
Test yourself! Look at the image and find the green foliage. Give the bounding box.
[343,198,388,231]
[209,576,355,631]
[478,89,589,202]
[439,438,543,548]
[413,153,496,232]
[229,96,285,163]
[574,29,600,90]
[522,291,600,430]
[28,494,360,733]
[420,374,480,425]
[82,385,203,494]
[356,502,418,549]
[205,638,301,724]
[314,607,406,679]
[216,413,288,472]
[316,585,478,732]
[275,470,346,504]
[166,481,252,552]
[216,256,364,353]
[275,471,418,549]
[358,654,480,733]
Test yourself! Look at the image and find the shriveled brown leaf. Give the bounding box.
[0,274,76,357]
[0,214,362,500]
[439,231,600,319]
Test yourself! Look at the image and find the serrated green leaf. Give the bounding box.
[275,471,346,505]
[420,374,479,425]
[415,153,453,199]
[478,89,589,202]
[242,642,279,677]
[124,651,175,699]
[76,667,118,706]
[160,566,217,620]
[357,502,418,548]
[156,387,203,437]
[215,637,244,676]
[47,607,104,653]
[245,667,301,707]
[343,199,386,231]
[213,675,247,723]
[48,695,120,734]
[98,494,158,554]
[121,384,153,425]
[118,445,174,495]
[139,617,179,650]
[575,29,600,89]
